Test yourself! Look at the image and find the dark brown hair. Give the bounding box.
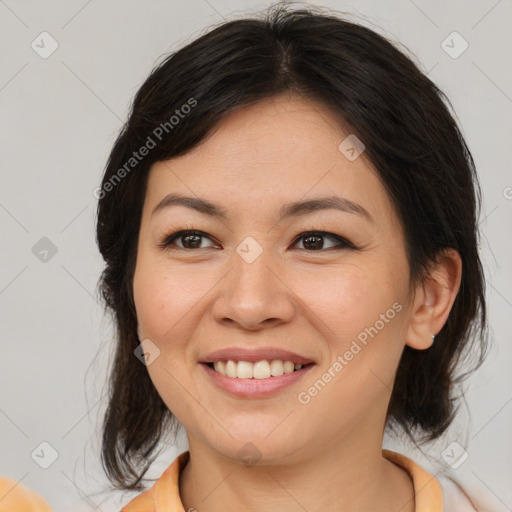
[96,3,489,490]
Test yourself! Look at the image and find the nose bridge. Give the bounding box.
[233,236,274,295]
[211,235,295,328]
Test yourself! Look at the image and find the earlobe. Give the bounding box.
[405,248,462,351]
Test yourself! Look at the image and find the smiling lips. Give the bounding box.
[212,359,303,379]
[200,347,315,397]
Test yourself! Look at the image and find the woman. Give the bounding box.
[94,4,488,511]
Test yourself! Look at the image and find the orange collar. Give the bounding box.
[123,449,444,512]
[383,449,444,512]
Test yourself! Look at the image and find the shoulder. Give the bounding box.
[383,449,480,512]
[122,451,190,512]
[0,477,52,511]
[437,476,478,512]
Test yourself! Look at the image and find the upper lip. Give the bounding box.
[200,348,315,365]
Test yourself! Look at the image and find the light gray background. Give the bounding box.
[0,0,511,510]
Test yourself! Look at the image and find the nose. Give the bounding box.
[210,244,296,331]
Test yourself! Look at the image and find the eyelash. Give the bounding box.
[158,228,357,252]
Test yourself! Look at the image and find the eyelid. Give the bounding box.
[158,229,219,250]
[291,230,356,250]
[158,228,357,251]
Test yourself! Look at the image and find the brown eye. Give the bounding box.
[159,230,217,250]
[158,229,356,252]
[292,231,356,251]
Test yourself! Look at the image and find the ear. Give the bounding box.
[406,248,462,350]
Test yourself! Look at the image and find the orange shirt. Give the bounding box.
[121,449,474,511]
[0,450,477,511]
[0,477,52,512]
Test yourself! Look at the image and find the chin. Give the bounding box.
[200,430,306,467]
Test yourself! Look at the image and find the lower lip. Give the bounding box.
[201,363,314,398]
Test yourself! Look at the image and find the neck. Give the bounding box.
[179,432,414,512]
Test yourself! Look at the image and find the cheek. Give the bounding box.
[294,260,408,387]
[292,262,393,342]
[133,258,206,342]
[132,258,205,421]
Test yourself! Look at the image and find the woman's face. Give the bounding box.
[133,94,422,463]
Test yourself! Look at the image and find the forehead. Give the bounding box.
[144,94,399,231]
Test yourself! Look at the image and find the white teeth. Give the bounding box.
[237,361,253,379]
[213,361,226,376]
[253,360,271,379]
[270,360,284,377]
[211,359,306,379]
[225,360,237,378]
[283,361,295,374]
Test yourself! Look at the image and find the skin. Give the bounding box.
[133,93,462,512]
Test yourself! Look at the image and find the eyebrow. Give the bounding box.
[151,193,373,223]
